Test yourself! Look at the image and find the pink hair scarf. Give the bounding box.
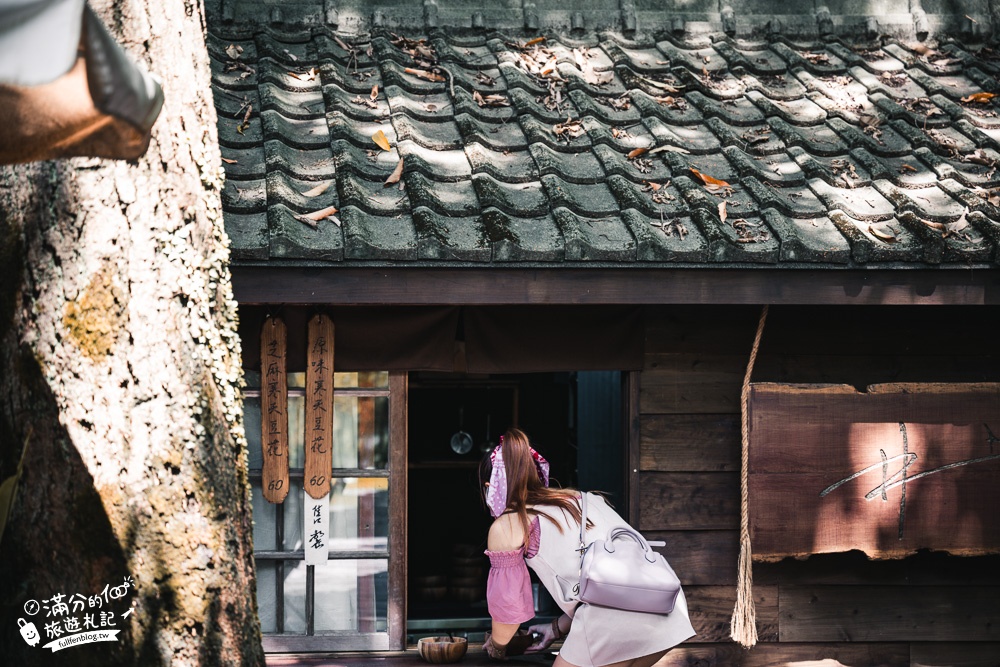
[486,439,550,518]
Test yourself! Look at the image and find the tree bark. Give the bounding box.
[0,1,264,665]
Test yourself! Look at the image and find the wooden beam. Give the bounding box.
[638,472,739,531]
[660,643,910,666]
[640,414,740,472]
[685,585,778,643]
[231,267,993,306]
[641,354,746,414]
[779,585,1000,642]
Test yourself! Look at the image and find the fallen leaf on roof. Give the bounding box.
[334,36,354,53]
[384,158,404,187]
[642,181,662,192]
[283,49,298,62]
[301,181,332,197]
[648,144,690,155]
[899,164,918,173]
[236,103,252,134]
[226,44,243,60]
[405,67,446,82]
[221,157,238,164]
[627,147,649,159]
[477,72,497,86]
[638,75,682,93]
[869,224,898,242]
[689,168,730,189]
[295,206,339,228]
[474,90,510,107]
[525,37,547,47]
[370,85,379,101]
[961,92,997,103]
[552,117,585,140]
[718,201,728,223]
[372,130,392,151]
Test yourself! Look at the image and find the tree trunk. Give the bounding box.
[0,1,264,665]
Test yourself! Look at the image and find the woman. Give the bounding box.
[481,428,695,666]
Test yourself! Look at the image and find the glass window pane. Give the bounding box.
[288,395,305,468]
[334,372,388,389]
[329,478,389,551]
[283,479,304,551]
[256,561,277,634]
[333,396,389,470]
[283,560,308,634]
[244,370,261,389]
[314,559,389,633]
[245,397,262,470]
[288,372,306,389]
[252,484,277,551]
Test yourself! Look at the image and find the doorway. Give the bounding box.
[405,371,625,640]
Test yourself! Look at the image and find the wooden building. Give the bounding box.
[208,0,1000,663]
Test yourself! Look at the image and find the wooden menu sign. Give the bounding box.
[261,317,289,503]
[748,383,1000,561]
[305,315,334,499]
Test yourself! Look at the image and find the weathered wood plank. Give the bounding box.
[640,414,740,472]
[645,530,739,586]
[755,551,1000,587]
[640,354,746,414]
[684,585,778,643]
[911,643,1000,667]
[261,316,289,503]
[779,586,1000,642]
[659,643,910,667]
[638,472,739,531]
[749,383,1000,559]
[304,314,334,499]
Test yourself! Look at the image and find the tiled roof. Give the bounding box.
[209,23,1000,267]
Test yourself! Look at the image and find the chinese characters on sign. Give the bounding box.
[748,383,1000,560]
[305,492,331,566]
[261,316,289,503]
[17,576,135,653]
[305,315,334,500]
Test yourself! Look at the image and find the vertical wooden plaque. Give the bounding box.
[305,315,334,499]
[261,317,289,503]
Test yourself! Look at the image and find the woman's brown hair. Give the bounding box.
[480,427,586,542]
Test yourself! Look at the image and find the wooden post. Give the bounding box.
[261,317,289,503]
[305,315,334,499]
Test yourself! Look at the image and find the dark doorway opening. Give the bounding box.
[405,371,624,640]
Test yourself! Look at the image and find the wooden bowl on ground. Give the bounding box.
[418,636,468,663]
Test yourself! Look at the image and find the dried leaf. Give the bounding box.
[283,49,298,62]
[961,92,997,103]
[525,37,547,47]
[689,168,730,189]
[384,157,404,187]
[648,144,690,155]
[334,36,354,53]
[718,201,728,223]
[301,181,332,197]
[225,44,243,60]
[221,157,238,164]
[405,67,446,82]
[899,164,918,173]
[295,206,339,228]
[643,181,662,192]
[627,147,649,159]
[372,129,392,151]
[473,90,510,107]
[921,219,946,231]
[869,224,898,242]
[370,85,379,102]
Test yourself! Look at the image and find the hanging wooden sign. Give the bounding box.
[305,314,334,499]
[304,491,330,566]
[748,383,1000,560]
[261,317,289,503]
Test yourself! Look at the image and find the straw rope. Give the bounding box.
[730,304,769,648]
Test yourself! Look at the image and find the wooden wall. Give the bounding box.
[634,305,1000,667]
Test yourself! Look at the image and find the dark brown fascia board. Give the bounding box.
[231,267,999,306]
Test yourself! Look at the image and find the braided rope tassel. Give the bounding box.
[730,304,769,648]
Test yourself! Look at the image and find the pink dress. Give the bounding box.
[485,494,695,667]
